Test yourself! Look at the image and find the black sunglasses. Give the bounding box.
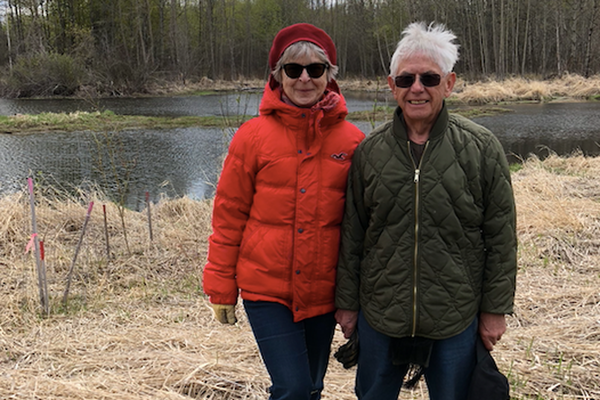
[283,63,328,79]
[394,73,442,88]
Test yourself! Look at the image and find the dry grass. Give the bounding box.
[1,154,599,399]
[452,74,600,104]
[144,77,266,95]
[502,154,600,399]
[142,74,600,106]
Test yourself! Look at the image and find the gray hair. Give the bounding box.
[389,22,459,76]
[272,41,338,83]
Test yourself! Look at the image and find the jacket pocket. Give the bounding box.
[237,224,293,297]
[241,224,292,270]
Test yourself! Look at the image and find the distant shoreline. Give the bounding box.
[131,74,600,104]
[2,73,600,135]
[3,74,600,104]
[0,106,515,135]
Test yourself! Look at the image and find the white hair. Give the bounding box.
[389,22,459,76]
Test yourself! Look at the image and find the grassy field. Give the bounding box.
[0,153,599,399]
[451,75,600,103]
[342,73,600,103]
[0,110,246,134]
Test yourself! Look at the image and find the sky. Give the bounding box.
[0,1,6,24]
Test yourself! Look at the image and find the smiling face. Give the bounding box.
[281,52,328,108]
[388,53,456,131]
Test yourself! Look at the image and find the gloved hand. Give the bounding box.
[211,304,237,324]
[334,330,359,369]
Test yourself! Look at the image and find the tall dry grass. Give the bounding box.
[149,74,600,105]
[1,153,599,399]
[451,74,600,104]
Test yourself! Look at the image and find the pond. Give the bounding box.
[470,102,600,163]
[0,91,390,117]
[0,127,230,210]
[0,94,598,208]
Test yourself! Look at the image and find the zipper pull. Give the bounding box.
[414,169,420,183]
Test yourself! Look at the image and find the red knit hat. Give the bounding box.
[268,23,337,70]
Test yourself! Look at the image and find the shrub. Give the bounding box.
[7,52,86,97]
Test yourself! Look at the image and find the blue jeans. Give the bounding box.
[356,311,478,400]
[243,300,336,400]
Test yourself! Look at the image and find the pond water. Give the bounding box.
[0,91,390,117]
[0,127,229,210]
[470,102,600,163]
[0,94,598,208]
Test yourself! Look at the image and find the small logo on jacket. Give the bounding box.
[331,152,348,161]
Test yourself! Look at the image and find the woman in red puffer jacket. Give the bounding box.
[203,23,364,400]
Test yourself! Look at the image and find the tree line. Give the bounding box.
[0,0,598,97]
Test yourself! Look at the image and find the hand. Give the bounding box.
[334,330,359,369]
[211,303,237,324]
[335,309,359,339]
[478,312,506,351]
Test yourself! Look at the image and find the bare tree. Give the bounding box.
[583,0,599,76]
[3,0,600,95]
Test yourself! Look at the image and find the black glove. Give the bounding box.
[334,330,359,369]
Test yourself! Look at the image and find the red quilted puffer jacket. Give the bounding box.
[203,80,364,322]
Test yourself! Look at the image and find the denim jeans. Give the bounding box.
[356,311,478,400]
[243,300,336,400]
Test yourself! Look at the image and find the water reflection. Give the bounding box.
[471,102,600,163]
[0,93,262,117]
[0,127,229,209]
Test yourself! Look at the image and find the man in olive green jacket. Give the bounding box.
[335,22,517,400]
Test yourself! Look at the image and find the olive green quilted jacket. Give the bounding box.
[335,104,517,340]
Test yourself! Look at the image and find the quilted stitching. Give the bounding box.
[336,107,517,340]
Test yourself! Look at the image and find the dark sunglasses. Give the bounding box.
[394,73,442,88]
[283,63,328,79]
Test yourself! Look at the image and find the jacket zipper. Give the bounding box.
[409,140,429,337]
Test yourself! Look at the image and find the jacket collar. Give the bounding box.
[392,101,449,142]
